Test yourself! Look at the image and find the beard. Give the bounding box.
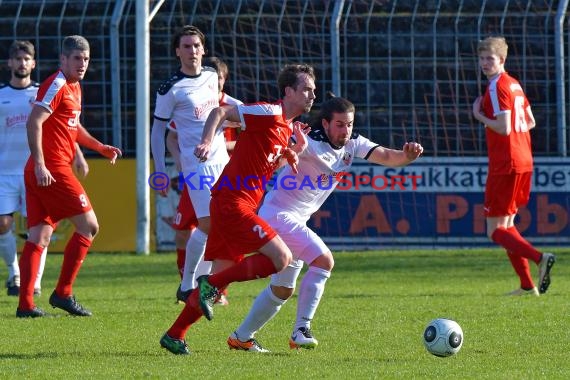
[13,70,31,79]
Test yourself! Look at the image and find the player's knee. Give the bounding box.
[0,215,13,234]
[310,251,334,271]
[272,252,292,272]
[271,285,294,300]
[88,222,99,239]
[0,224,11,235]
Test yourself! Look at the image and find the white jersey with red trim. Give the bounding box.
[0,83,39,174]
[154,67,228,171]
[260,127,378,223]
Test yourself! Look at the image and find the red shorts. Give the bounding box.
[172,185,198,231]
[484,172,532,217]
[24,166,92,229]
[204,195,277,263]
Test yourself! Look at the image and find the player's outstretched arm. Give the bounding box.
[368,142,423,167]
[76,124,122,164]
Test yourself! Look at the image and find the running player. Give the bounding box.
[159,63,316,355]
[227,96,423,351]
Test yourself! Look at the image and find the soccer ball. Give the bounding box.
[423,318,463,357]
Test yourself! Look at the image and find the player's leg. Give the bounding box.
[33,246,47,296]
[179,165,220,296]
[174,229,191,279]
[0,214,19,295]
[48,209,98,317]
[160,258,234,355]
[229,260,302,352]
[17,172,52,317]
[180,217,209,292]
[19,175,45,296]
[199,234,291,320]
[17,222,53,317]
[290,246,334,349]
[196,200,290,320]
[0,176,22,296]
[486,173,555,294]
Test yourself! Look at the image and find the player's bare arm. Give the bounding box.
[73,143,89,177]
[367,142,423,167]
[472,96,511,135]
[195,104,238,161]
[76,124,122,164]
[26,105,55,186]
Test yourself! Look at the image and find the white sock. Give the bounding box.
[294,266,331,331]
[34,247,48,289]
[235,285,288,340]
[180,228,207,291]
[0,231,19,279]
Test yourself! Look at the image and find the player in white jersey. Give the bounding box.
[167,56,243,304]
[0,41,89,298]
[0,41,45,297]
[151,26,229,299]
[226,96,423,352]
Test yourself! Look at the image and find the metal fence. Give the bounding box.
[1,0,568,158]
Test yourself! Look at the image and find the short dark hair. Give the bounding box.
[203,56,229,79]
[9,40,35,59]
[62,35,90,56]
[277,64,316,96]
[172,25,206,55]
[319,97,355,123]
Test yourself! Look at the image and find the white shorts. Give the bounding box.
[258,205,329,288]
[182,162,225,219]
[0,175,26,216]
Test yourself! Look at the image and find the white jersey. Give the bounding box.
[261,127,378,223]
[154,67,228,172]
[0,83,38,175]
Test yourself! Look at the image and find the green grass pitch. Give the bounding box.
[0,248,567,379]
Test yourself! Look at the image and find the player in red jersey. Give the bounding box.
[16,35,122,318]
[159,64,315,354]
[472,36,555,297]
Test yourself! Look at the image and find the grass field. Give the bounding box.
[0,248,567,379]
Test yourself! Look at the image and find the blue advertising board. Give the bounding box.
[309,157,570,249]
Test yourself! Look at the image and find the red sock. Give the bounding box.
[506,250,534,289]
[18,242,45,310]
[55,232,92,297]
[208,253,277,290]
[167,290,203,339]
[491,227,541,264]
[176,248,186,279]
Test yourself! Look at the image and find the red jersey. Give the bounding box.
[481,72,533,175]
[211,100,293,208]
[26,70,82,170]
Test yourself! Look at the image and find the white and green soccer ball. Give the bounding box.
[423,318,463,357]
